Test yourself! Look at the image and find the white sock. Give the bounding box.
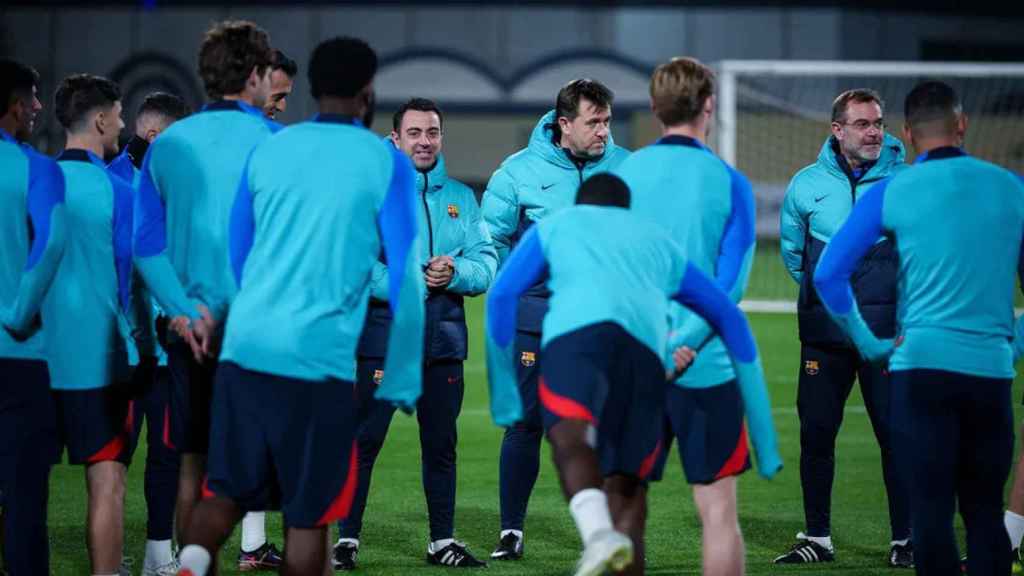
[337,537,359,548]
[430,538,454,553]
[241,511,267,553]
[178,545,211,576]
[144,539,174,568]
[500,529,523,541]
[800,532,834,551]
[891,538,910,547]
[569,488,613,546]
[1006,510,1024,548]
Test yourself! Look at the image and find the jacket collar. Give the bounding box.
[57,148,106,167]
[816,132,906,183]
[914,146,967,164]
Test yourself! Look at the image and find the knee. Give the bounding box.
[696,495,738,535]
[506,422,543,443]
[799,420,840,451]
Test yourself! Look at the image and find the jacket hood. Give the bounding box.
[526,110,621,171]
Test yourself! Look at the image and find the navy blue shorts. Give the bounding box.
[539,322,666,479]
[52,382,135,466]
[648,380,751,485]
[166,341,216,454]
[206,362,359,528]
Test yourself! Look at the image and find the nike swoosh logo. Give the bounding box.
[541,183,556,190]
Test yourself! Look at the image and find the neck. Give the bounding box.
[913,136,960,157]
[557,134,579,155]
[661,122,705,144]
[0,116,18,140]
[222,92,254,106]
[318,97,362,118]
[64,133,105,158]
[843,153,867,169]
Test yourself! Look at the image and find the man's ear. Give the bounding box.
[94,109,107,135]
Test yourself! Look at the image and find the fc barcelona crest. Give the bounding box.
[520,351,536,367]
[447,204,460,219]
[373,369,385,385]
[804,360,819,376]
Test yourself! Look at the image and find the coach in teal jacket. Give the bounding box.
[480,79,630,559]
[343,99,497,568]
[359,150,495,359]
[774,89,911,566]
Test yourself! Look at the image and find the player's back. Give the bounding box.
[884,150,1024,377]
[617,136,745,385]
[221,117,397,382]
[538,205,686,359]
[140,101,278,314]
[0,136,47,359]
[44,150,131,389]
[619,137,732,269]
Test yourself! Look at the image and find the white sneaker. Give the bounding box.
[573,529,633,576]
[142,558,181,576]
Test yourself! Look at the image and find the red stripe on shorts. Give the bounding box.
[538,377,596,424]
[714,423,750,480]
[637,440,663,480]
[317,441,360,526]
[162,405,176,450]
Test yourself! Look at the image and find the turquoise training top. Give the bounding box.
[220,115,426,411]
[0,129,67,361]
[816,147,1024,379]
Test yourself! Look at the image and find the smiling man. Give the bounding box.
[334,97,497,570]
[777,88,912,568]
[263,49,296,121]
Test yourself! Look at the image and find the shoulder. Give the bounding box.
[494,146,538,180]
[786,161,832,194]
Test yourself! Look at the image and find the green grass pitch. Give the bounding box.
[43,300,1021,575]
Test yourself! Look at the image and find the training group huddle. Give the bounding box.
[2,16,1024,576]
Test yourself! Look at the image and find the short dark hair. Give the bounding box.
[137,91,191,123]
[576,173,630,208]
[198,20,273,100]
[0,59,40,117]
[904,80,962,131]
[53,74,121,130]
[831,88,885,123]
[308,37,377,100]
[555,78,614,122]
[271,49,298,78]
[393,98,444,133]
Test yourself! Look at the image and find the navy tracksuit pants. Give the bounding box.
[129,366,179,542]
[498,331,543,532]
[338,357,465,542]
[0,359,56,576]
[797,343,910,541]
[891,369,1013,576]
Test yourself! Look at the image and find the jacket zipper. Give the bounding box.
[422,174,434,257]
